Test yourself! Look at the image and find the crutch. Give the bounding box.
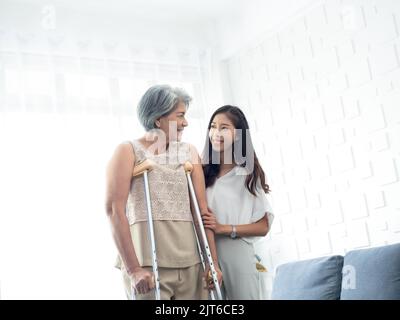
[184,161,223,300]
[191,222,216,300]
[132,159,160,300]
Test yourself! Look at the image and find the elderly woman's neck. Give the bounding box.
[140,132,170,155]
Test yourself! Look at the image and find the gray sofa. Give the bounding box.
[271,242,400,300]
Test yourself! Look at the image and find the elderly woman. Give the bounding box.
[105,85,222,300]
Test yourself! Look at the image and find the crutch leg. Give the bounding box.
[192,222,216,300]
[132,159,160,300]
[184,161,223,300]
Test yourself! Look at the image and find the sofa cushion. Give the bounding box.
[340,243,400,300]
[271,255,344,300]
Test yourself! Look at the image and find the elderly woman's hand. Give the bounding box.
[129,267,155,295]
[203,264,223,290]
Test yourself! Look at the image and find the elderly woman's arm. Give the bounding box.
[188,145,223,286]
[105,143,154,295]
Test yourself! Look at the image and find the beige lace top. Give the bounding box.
[126,139,193,224]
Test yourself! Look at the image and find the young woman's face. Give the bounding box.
[157,101,188,142]
[209,113,236,153]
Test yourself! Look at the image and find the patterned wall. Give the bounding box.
[223,0,400,298]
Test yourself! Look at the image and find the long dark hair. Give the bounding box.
[201,105,270,196]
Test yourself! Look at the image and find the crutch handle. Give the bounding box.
[133,159,155,177]
[184,161,193,174]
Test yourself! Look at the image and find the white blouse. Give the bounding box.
[206,166,275,244]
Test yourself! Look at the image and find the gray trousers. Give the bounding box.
[216,236,264,300]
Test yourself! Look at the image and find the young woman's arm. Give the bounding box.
[202,209,270,237]
[105,143,154,295]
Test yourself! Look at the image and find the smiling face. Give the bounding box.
[208,112,236,153]
[156,101,188,142]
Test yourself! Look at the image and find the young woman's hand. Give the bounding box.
[202,208,223,234]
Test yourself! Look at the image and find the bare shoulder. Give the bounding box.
[187,143,206,167]
[115,142,135,159]
[107,142,135,172]
[184,143,201,165]
[184,142,198,153]
[105,142,135,203]
[187,142,199,151]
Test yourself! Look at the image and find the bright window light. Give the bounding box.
[24,70,52,95]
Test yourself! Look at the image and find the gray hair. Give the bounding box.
[137,84,192,131]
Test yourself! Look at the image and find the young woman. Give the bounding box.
[201,105,274,300]
[105,85,222,300]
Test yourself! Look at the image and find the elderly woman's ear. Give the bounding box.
[155,119,161,128]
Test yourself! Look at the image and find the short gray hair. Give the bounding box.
[137,85,192,131]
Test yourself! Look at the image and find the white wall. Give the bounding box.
[219,0,400,298]
[214,0,318,59]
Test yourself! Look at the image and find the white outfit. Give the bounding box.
[206,166,274,300]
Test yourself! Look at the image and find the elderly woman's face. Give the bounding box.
[157,101,188,142]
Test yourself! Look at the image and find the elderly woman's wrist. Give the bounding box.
[126,264,142,276]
